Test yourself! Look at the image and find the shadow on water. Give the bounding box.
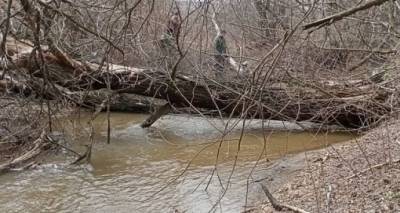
[0,112,355,213]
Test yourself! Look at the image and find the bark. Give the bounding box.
[67,89,166,113]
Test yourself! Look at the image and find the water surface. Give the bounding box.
[0,113,354,213]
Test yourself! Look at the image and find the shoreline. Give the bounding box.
[253,119,400,212]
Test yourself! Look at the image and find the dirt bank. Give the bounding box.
[255,120,400,212]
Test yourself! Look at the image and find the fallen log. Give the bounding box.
[85,67,389,128]
[1,67,165,113]
[67,89,166,113]
[3,36,393,129]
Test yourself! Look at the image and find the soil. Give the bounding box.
[254,120,400,212]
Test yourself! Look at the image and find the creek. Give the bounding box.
[0,113,354,213]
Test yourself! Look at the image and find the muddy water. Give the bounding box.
[0,113,354,213]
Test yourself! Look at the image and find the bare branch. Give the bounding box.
[303,0,391,30]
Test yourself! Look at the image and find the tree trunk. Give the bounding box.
[4,37,392,129]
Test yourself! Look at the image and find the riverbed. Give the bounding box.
[0,113,354,213]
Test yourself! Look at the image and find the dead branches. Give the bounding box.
[1,35,392,129]
[303,0,391,30]
[347,158,400,179]
[0,130,48,174]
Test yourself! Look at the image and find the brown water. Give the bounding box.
[0,113,354,213]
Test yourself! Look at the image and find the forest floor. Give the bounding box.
[256,119,400,212]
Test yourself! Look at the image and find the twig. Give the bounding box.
[347,158,400,179]
[303,0,391,30]
[0,0,13,78]
[46,135,81,157]
[0,130,47,173]
[260,183,310,213]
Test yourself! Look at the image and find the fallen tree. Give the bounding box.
[1,36,394,130]
[0,0,394,132]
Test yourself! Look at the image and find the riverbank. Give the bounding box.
[255,119,400,212]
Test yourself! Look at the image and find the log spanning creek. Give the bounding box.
[0,113,354,213]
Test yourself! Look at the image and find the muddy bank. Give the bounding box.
[254,120,400,212]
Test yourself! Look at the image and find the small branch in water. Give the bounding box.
[46,135,81,157]
[73,98,109,165]
[141,103,172,128]
[71,144,91,165]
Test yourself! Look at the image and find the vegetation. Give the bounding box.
[0,0,399,212]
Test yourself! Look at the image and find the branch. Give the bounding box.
[347,158,400,179]
[37,1,124,55]
[0,130,47,173]
[141,103,172,128]
[396,0,400,11]
[0,0,13,74]
[303,0,390,30]
[260,183,310,213]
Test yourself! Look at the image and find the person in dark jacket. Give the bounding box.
[166,12,180,38]
[214,30,227,77]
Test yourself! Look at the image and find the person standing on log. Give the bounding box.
[214,29,227,79]
[166,12,180,38]
[160,12,180,52]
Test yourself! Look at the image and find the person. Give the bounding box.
[166,12,180,38]
[159,12,181,70]
[160,12,180,51]
[214,30,227,78]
